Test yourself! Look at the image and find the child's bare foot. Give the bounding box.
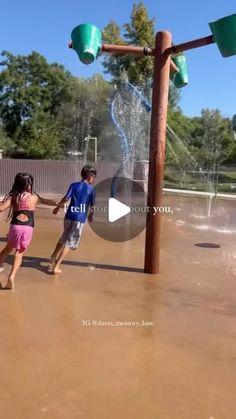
[0,277,14,290]
[48,256,56,272]
[6,276,14,289]
[52,268,62,274]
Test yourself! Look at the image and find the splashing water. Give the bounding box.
[110,82,226,226]
[111,83,151,178]
[111,83,213,193]
[166,125,214,194]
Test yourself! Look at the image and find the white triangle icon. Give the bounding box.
[108,198,131,223]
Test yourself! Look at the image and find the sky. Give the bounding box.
[0,0,236,118]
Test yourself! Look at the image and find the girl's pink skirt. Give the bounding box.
[8,225,33,252]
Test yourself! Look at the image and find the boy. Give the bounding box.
[50,165,97,274]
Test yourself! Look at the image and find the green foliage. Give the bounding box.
[0,50,74,158]
[102,2,155,89]
[0,42,234,171]
[232,114,236,132]
[167,108,235,169]
[167,109,193,140]
[60,74,114,159]
[0,49,116,160]
[19,111,62,159]
[102,2,180,106]
[168,84,180,111]
[190,109,235,168]
[0,125,14,156]
[166,110,194,186]
[165,108,235,188]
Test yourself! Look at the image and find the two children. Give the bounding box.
[0,166,96,289]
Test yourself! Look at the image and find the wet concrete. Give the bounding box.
[0,195,236,419]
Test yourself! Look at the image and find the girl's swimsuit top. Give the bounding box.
[10,192,35,228]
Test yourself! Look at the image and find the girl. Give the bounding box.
[0,172,58,290]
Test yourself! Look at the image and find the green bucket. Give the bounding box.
[170,53,188,88]
[71,23,102,65]
[209,13,236,57]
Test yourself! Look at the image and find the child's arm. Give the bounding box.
[36,194,59,207]
[0,198,11,213]
[87,189,96,222]
[52,196,69,214]
[88,206,94,222]
[52,183,73,215]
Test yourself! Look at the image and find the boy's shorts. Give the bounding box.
[59,219,84,250]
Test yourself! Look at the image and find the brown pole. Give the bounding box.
[102,43,155,55]
[69,41,178,73]
[165,34,214,56]
[144,31,172,274]
[102,43,178,73]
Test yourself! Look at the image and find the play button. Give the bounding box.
[108,198,130,222]
[88,176,147,242]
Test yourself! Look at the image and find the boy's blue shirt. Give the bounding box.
[64,180,95,223]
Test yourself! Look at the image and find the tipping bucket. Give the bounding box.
[170,53,188,88]
[71,23,102,64]
[209,13,236,57]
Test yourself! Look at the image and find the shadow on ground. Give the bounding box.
[6,255,144,274]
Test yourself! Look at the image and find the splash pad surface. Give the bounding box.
[0,194,236,419]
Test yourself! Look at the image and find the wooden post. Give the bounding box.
[144,31,172,274]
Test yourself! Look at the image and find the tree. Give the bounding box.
[102,2,180,107]
[166,110,195,187]
[190,109,235,170]
[232,114,236,139]
[18,111,63,159]
[0,50,74,158]
[0,125,14,156]
[102,2,155,90]
[182,109,235,191]
[60,74,114,160]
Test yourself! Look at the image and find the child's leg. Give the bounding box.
[5,249,25,289]
[48,241,65,272]
[50,219,72,265]
[0,243,14,270]
[50,241,64,263]
[53,246,70,274]
[52,220,83,274]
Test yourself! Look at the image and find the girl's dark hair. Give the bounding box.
[4,172,34,221]
[81,165,97,179]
